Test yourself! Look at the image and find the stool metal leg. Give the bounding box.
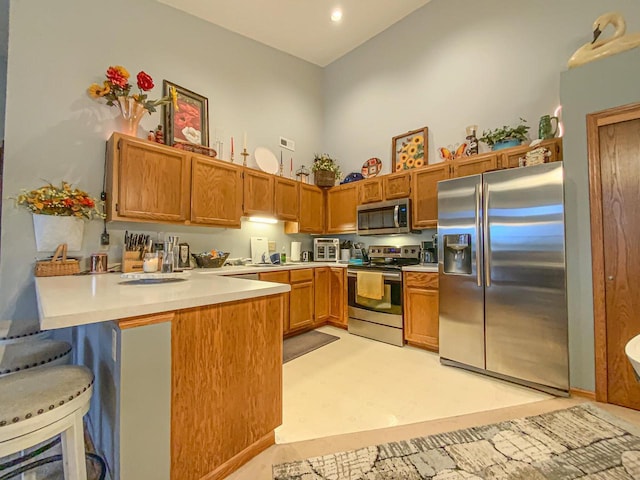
[60,414,86,480]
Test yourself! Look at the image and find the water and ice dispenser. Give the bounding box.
[443,234,472,275]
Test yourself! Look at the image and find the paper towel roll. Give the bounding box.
[291,241,301,262]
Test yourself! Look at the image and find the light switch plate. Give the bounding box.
[279,136,295,152]
[268,241,276,253]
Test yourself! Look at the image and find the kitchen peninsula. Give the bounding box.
[36,271,290,480]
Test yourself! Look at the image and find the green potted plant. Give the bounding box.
[312,153,342,187]
[479,118,530,151]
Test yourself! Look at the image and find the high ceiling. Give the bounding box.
[156,0,432,66]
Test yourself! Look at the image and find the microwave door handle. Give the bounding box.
[393,205,400,228]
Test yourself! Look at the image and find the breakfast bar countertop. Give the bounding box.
[35,270,291,331]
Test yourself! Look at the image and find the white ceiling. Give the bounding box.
[156,0,432,67]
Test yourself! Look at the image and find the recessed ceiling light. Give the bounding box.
[331,9,342,22]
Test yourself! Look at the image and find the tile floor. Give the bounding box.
[276,325,552,443]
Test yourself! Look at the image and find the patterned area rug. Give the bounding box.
[273,404,640,479]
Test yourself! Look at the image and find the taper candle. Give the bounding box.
[231,136,234,155]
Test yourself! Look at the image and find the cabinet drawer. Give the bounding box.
[290,268,314,283]
[259,271,290,284]
[404,272,438,289]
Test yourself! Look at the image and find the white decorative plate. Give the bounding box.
[254,147,279,174]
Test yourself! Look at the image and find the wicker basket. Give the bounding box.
[314,170,336,188]
[192,252,229,268]
[35,244,80,277]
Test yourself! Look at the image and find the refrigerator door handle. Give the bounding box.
[475,183,482,287]
[483,182,491,287]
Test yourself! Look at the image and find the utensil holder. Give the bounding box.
[122,250,144,273]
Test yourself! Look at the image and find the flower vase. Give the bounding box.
[32,214,84,252]
[116,96,147,137]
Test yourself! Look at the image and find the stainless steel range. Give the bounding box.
[347,245,420,346]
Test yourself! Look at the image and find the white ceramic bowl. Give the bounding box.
[625,334,640,380]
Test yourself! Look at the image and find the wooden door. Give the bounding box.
[314,267,330,325]
[589,103,640,409]
[243,169,274,216]
[289,269,314,331]
[298,184,324,234]
[358,178,384,204]
[383,172,411,200]
[411,163,450,229]
[274,177,299,221]
[191,156,242,227]
[326,183,357,233]
[259,271,291,334]
[116,136,190,222]
[403,272,439,351]
[329,267,347,327]
[451,153,498,177]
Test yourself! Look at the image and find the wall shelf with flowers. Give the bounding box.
[15,181,105,251]
[87,66,178,137]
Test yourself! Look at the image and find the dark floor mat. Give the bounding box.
[283,330,340,364]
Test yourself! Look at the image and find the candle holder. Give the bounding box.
[241,148,249,167]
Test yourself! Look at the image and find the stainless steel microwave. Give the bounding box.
[357,199,411,235]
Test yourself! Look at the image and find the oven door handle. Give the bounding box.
[348,271,402,281]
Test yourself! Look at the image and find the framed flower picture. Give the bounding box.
[163,80,209,147]
[392,127,428,172]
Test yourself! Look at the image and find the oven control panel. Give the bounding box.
[368,245,420,259]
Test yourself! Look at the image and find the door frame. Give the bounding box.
[587,102,640,403]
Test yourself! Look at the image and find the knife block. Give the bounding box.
[122,251,144,273]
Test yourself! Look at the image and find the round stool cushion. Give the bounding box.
[0,320,43,341]
[0,365,94,428]
[0,340,72,375]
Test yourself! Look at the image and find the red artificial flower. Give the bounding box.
[106,66,129,88]
[136,71,154,91]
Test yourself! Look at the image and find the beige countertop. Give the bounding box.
[36,270,291,331]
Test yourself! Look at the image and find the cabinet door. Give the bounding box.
[243,169,274,216]
[358,178,384,204]
[314,267,331,325]
[191,156,242,227]
[275,177,299,221]
[403,272,439,351]
[116,136,190,222]
[411,163,450,229]
[326,183,357,233]
[329,267,347,326]
[298,184,324,234]
[499,138,563,169]
[259,271,290,334]
[290,281,314,331]
[383,172,411,200]
[452,153,498,177]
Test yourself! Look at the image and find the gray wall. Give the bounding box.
[1,0,323,320]
[323,0,640,391]
[0,0,7,140]
[560,48,640,391]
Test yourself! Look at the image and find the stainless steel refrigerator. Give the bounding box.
[437,162,568,395]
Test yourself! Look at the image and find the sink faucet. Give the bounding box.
[261,252,271,264]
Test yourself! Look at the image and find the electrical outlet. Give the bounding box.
[101,232,110,245]
[279,136,295,152]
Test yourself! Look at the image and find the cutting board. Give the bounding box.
[250,237,269,264]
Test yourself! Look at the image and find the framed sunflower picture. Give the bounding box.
[392,127,428,172]
[163,80,209,147]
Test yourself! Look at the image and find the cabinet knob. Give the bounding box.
[608,276,614,280]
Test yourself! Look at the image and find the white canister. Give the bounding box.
[340,248,351,262]
[291,242,301,262]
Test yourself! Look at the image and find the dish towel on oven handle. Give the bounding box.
[356,271,384,300]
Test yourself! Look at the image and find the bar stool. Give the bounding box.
[0,365,94,479]
[0,320,50,345]
[0,340,72,377]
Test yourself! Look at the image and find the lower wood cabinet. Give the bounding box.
[289,269,314,331]
[403,272,439,351]
[314,267,331,325]
[329,267,347,327]
[259,270,291,333]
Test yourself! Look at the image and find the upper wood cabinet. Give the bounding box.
[314,267,331,325]
[191,156,242,227]
[298,184,325,234]
[383,172,411,200]
[326,183,358,234]
[243,169,274,216]
[411,163,450,229]
[499,138,563,169]
[403,272,439,352]
[274,177,299,222]
[358,178,384,205]
[106,134,191,223]
[451,152,499,178]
